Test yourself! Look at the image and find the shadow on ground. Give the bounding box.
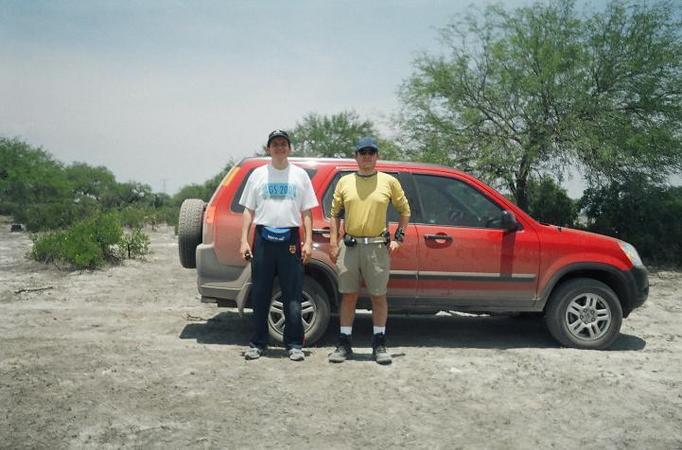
[179,309,645,351]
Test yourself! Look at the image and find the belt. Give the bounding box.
[347,235,387,244]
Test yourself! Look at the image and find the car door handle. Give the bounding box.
[313,228,331,238]
[424,233,453,241]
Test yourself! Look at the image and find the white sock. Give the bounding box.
[340,326,352,336]
[373,326,386,335]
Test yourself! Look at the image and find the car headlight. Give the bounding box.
[619,241,644,268]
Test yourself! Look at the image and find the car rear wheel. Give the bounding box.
[178,198,205,269]
[545,278,623,349]
[268,276,331,346]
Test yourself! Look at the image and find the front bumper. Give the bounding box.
[622,265,649,317]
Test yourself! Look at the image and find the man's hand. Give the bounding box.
[301,241,312,264]
[240,242,252,261]
[329,243,339,264]
[388,240,401,255]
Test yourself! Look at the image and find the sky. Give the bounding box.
[0,0,605,197]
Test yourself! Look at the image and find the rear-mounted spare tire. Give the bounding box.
[178,198,206,268]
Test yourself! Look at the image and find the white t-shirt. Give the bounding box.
[238,163,318,227]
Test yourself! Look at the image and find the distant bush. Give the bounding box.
[118,227,150,259]
[172,163,233,207]
[580,178,682,266]
[1,138,73,224]
[31,212,150,270]
[118,206,148,229]
[526,176,578,227]
[2,137,177,231]
[20,197,103,232]
[152,206,179,230]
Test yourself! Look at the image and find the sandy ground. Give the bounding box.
[1,218,681,449]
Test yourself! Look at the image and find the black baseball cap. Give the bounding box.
[267,129,291,146]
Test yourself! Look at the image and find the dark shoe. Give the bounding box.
[328,334,353,363]
[244,345,265,360]
[372,333,392,365]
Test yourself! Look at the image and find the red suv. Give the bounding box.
[178,157,648,350]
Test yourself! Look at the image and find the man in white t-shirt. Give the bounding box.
[238,129,319,361]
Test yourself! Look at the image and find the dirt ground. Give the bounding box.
[1,218,681,449]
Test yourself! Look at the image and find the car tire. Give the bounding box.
[545,278,623,350]
[268,275,331,346]
[178,199,205,269]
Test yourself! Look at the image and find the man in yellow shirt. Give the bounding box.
[328,137,411,365]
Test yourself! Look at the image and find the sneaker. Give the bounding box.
[372,333,392,365]
[288,348,305,362]
[328,334,353,363]
[244,346,265,360]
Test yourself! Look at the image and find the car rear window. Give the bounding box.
[230,167,317,213]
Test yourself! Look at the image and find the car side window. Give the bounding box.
[322,172,346,219]
[322,171,410,223]
[231,167,316,213]
[414,174,503,228]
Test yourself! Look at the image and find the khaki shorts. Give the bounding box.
[336,239,390,296]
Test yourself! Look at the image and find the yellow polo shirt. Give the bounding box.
[330,172,411,236]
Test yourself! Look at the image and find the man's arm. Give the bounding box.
[240,208,254,260]
[397,214,410,232]
[388,214,410,254]
[301,209,313,264]
[328,178,345,264]
[389,177,411,254]
[329,216,341,264]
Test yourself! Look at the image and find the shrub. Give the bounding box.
[526,176,578,227]
[31,230,67,265]
[580,178,682,266]
[87,212,124,255]
[119,227,150,259]
[31,227,105,269]
[118,206,148,229]
[21,197,104,232]
[30,212,149,270]
[62,230,105,269]
[155,206,180,230]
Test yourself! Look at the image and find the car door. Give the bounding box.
[412,172,540,309]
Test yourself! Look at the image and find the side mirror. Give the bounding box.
[501,210,521,232]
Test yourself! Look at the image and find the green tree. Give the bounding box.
[580,176,682,265]
[101,181,154,209]
[288,111,402,160]
[173,184,208,204]
[64,162,117,203]
[399,0,682,210]
[527,175,578,226]
[0,138,74,229]
[172,162,234,206]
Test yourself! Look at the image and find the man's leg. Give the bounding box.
[369,294,388,328]
[370,294,392,365]
[372,295,393,364]
[277,241,304,352]
[247,236,275,355]
[328,293,358,363]
[339,293,359,327]
[329,241,360,363]
[364,244,392,365]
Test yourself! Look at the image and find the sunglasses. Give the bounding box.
[357,148,377,156]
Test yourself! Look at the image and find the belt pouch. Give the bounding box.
[261,226,292,243]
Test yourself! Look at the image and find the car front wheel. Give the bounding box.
[268,275,331,346]
[545,278,623,350]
